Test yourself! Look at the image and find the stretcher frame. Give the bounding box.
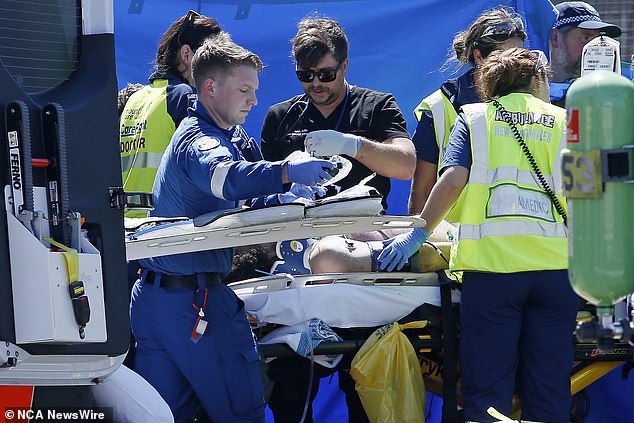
[124,204,633,422]
[125,203,425,261]
[231,270,633,422]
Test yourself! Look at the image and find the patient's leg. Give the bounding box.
[309,221,456,274]
[309,236,373,273]
[410,242,451,273]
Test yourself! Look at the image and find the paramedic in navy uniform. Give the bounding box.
[131,32,336,423]
[260,16,416,210]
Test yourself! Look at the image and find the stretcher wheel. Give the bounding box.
[570,388,590,423]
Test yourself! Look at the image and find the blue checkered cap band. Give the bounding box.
[554,14,600,28]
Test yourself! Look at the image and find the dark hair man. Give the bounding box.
[260,15,416,423]
[260,17,416,210]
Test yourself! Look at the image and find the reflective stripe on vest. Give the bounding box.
[459,220,567,240]
[413,89,463,222]
[449,94,568,273]
[413,89,457,167]
[120,79,177,217]
[120,151,164,171]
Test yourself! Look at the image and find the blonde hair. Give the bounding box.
[191,31,263,91]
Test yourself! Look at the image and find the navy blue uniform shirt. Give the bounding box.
[140,101,284,275]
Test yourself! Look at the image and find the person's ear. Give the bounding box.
[473,48,484,66]
[549,28,560,48]
[341,58,349,77]
[178,44,194,67]
[202,78,215,97]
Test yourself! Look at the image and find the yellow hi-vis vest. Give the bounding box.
[120,79,176,217]
[413,89,457,166]
[449,93,568,274]
[414,90,464,222]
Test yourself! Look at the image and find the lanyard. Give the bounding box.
[191,287,208,343]
[332,81,350,132]
[277,81,351,142]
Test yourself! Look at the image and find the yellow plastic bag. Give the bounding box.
[350,321,427,423]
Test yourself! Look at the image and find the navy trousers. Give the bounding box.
[459,270,579,423]
[131,277,265,423]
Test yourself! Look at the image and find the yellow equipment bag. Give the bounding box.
[350,321,427,423]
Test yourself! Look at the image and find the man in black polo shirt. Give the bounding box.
[261,17,415,210]
[260,16,415,423]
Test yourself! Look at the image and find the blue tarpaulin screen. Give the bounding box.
[115,0,556,215]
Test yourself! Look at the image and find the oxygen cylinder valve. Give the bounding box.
[576,317,634,348]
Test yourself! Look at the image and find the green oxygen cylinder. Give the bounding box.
[563,71,634,313]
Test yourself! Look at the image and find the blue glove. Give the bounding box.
[286,156,337,186]
[291,183,328,199]
[377,227,429,272]
[277,183,316,204]
[311,185,328,198]
[276,192,299,204]
[289,183,317,200]
[266,184,329,205]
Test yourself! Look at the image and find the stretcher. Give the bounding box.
[124,193,421,261]
[124,200,633,422]
[229,271,463,420]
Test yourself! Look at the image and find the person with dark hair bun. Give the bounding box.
[120,11,223,218]
[378,47,578,423]
[409,8,526,216]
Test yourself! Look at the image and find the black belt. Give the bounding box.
[144,271,222,289]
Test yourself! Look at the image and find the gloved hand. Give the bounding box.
[377,227,429,272]
[311,185,328,199]
[305,129,361,158]
[276,191,301,204]
[289,183,328,200]
[277,183,321,203]
[285,155,337,186]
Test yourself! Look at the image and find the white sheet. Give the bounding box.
[240,283,449,329]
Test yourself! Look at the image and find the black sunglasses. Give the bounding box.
[295,61,343,83]
[176,10,201,47]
